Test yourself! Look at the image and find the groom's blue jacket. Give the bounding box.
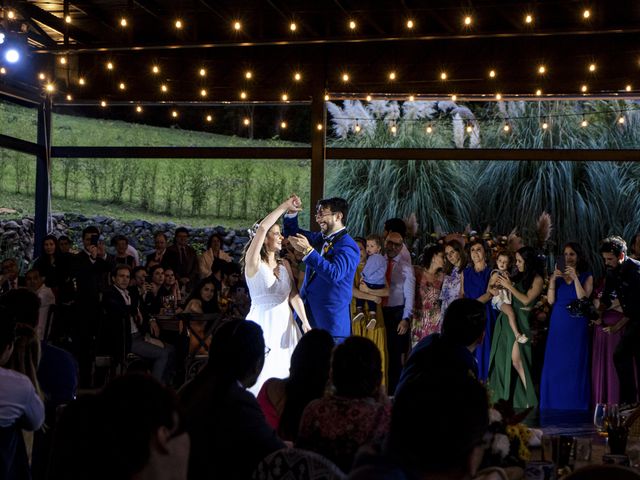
[283,214,359,339]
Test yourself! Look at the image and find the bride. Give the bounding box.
[243,194,311,395]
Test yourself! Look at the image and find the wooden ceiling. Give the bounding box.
[1,1,640,103]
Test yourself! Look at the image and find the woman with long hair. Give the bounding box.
[412,244,445,346]
[488,246,543,408]
[32,234,69,291]
[439,239,466,320]
[242,195,311,395]
[540,242,593,410]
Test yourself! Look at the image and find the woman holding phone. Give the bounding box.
[539,242,593,410]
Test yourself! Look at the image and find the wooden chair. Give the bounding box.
[624,407,640,440]
[253,448,346,480]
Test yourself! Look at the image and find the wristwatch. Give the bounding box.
[304,246,314,256]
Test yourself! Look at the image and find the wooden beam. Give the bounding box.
[0,134,42,156]
[18,2,95,44]
[309,65,327,220]
[34,97,52,257]
[50,146,311,159]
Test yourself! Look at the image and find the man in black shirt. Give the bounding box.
[600,236,640,406]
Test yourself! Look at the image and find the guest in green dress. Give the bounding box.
[488,246,544,409]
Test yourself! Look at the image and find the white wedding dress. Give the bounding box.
[245,262,301,396]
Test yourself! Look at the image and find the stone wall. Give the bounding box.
[0,214,250,269]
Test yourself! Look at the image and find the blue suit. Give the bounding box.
[283,214,360,339]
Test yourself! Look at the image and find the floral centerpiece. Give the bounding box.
[482,400,534,468]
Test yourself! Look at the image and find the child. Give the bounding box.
[354,235,387,329]
[490,252,528,344]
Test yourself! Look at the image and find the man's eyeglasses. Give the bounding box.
[386,241,403,248]
[315,211,334,219]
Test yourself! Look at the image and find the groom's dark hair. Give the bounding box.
[317,197,349,224]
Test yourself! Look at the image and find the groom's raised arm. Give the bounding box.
[283,213,321,246]
[304,241,359,283]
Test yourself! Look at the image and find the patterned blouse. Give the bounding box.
[439,268,462,322]
[412,266,444,346]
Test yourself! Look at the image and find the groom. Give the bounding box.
[285,197,360,340]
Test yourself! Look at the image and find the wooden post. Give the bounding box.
[309,69,326,229]
[34,97,52,258]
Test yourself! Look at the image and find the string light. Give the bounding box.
[293,72,301,81]
[280,121,288,129]
[489,70,496,78]
[65,15,71,23]
[440,72,447,80]
[233,21,241,31]
[349,20,356,30]
[171,110,178,118]
[245,70,253,79]
[536,89,542,96]
[451,94,457,101]
[119,82,126,90]
[240,91,247,99]
[342,73,350,82]
[581,84,588,93]
[66,94,72,101]
[589,63,596,72]
[38,73,46,80]
[583,9,591,19]
[324,94,330,101]
[199,68,206,77]
[45,83,55,92]
[408,95,415,101]
[463,15,472,26]
[243,118,251,126]
[626,85,632,92]
[200,89,207,97]
[495,93,502,100]
[289,22,297,31]
[426,125,433,134]
[79,77,86,86]
[388,71,396,81]
[161,84,168,92]
[59,57,67,65]
[406,19,414,29]
[390,125,397,134]
[354,123,361,133]
[618,116,626,124]
[525,14,533,24]
[206,114,212,122]
[316,123,323,131]
[538,65,546,75]
[0,68,6,75]
[581,118,588,127]
[466,124,473,133]
[542,121,549,130]
[120,18,127,27]
[100,100,107,107]
[281,93,288,101]
[503,123,510,132]
[136,105,143,113]
[107,62,114,70]
[7,10,15,19]
[175,19,183,29]
[366,95,372,102]
[152,65,160,74]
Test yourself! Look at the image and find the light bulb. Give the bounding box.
[618,116,626,124]
[535,89,542,96]
[294,72,301,81]
[583,9,590,19]
[243,118,251,126]
[60,57,67,65]
[175,19,183,29]
[316,124,323,131]
[324,94,330,101]
[199,68,206,76]
[152,65,159,74]
[245,70,252,79]
[451,94,457,101]
[406,19,414,29]
[65,15,71,23]
[38,73,46,80]
[7,10,15,19]
[119,82,125,90]
[107,62,114,70]
[408,95,415,101]
[440,72,447,80]
[525,14,533,24]
[349,20,356,30]
[66,94,72,101]
[426,125,433,134]
[626,85,632,92]
[390,125,397,134]
[45,83,55,92]
[206,115,212,122]
[281,93,288,101]
[581,84,588,92]
[503,124,510,132]
[120,18,127,27]
[100,100,107,107]
[389,71,396,80]
[290,22,297,31]
[172,110,178,118]
[240,91,247,99]
[464,16,472,26]
[495,93,502,100]
[136,106,143,113]
[233,21,241,31]
[354,123,361,132]
[538,65,546,74]
[366,95,372,102]
[589,63,596,72]
[1,67,7,74]
[79,77,86,85]
[489,70,496,78]
[466,125,473,133]
[200,89,207,97]
[542,122,548,130]
[342,73,349,82]
[281,121,287,129]
[161,84,168,92]
[581,119,588,127]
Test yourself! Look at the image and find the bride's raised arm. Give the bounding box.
[244,195,302,278]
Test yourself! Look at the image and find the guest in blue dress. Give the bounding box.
[540,242,594,410]
[463,238,496,382]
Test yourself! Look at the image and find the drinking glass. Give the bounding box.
[594,403,608,434]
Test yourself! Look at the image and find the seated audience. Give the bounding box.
[162,267,182,310]
[257,329,335,441]
[145,265,171,315]
[57,236,72,254]
[296,336,390,473]
[182,279,219,315]
[165,228,199,294]
[179,319,285,479]
[108,234,137,269]
[397,298,486,393]
[32,234,70,290]
[101,265,174,384]
[349,374,489,480]
[24,269,56,340]
[146,232,169,268]
[49,374,189,480]
[198,233,232,279]
[0,258,21,293]
[0,318,45,480]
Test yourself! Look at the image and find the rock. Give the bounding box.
[3,220,20,229]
